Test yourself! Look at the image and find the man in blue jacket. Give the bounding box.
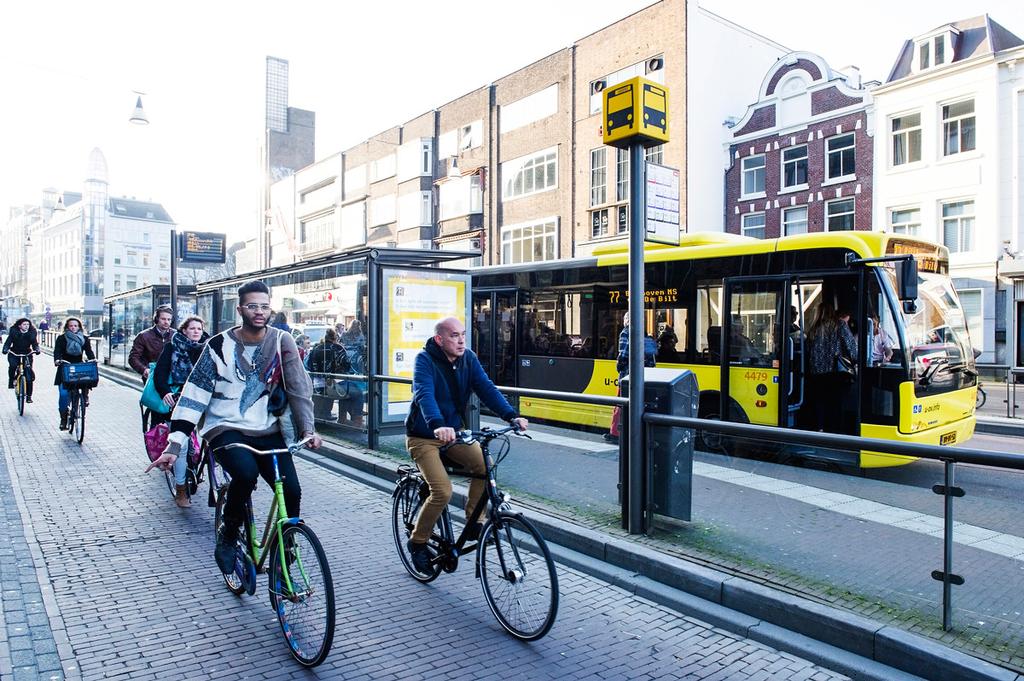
[405,316,528,573]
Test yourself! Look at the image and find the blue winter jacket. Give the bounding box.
[406,338,517,438]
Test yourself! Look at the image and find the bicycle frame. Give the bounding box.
[219,439,312,597]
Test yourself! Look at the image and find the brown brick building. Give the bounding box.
[724,52,874,239]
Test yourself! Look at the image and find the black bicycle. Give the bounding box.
[9,351,34,416]
[391,425,559,641]
[57,359,97,445]
[976,383,987,409]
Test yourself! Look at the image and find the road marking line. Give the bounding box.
[694,461,1024,561]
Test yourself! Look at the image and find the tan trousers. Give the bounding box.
[407,436,487,544]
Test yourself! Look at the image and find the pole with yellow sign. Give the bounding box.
[602,76,669,534]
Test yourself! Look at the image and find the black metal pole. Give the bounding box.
[367,254,380,451]
[627,141,647,535]
[170,229,178,326]
[942,460,955,631]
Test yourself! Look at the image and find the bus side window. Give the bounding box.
[655,308,687,363]
[696,285,722,363]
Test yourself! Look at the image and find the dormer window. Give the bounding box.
[915,29,955,73]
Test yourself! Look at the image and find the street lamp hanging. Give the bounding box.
[129,94,149,125]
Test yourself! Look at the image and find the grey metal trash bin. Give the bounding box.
[622,368,698,523]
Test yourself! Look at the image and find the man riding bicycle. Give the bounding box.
[3,318,41,401]
[405,316,527,573]
[146,281,323,573]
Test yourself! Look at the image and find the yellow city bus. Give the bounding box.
[471,232,977,468]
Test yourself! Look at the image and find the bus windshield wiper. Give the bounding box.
[919,357,949,386]
[946,362,978,378]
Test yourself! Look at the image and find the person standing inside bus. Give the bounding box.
[605,313,656,444]
[807,302,857,433]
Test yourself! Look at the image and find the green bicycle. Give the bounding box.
[212,437,335,667]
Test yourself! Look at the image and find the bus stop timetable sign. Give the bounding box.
[645,163,680,245]
[602,76,669,149]
[178,231,226,264]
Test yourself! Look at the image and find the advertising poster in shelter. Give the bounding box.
[382,268,470,421]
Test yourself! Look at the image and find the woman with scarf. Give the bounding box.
[3,318,41,401]
[152,316,210,507]
[53,318,95,430]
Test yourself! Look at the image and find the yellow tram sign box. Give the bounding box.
[602,76,669,148]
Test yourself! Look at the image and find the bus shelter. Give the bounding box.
[103,285,197,370]
[194,247,475,447]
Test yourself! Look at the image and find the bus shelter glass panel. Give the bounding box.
[381,267,471,423]
[108,300,129,369]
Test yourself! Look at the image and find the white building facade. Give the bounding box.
[871,15,1024,365]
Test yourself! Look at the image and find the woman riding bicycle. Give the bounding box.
[3,318,41,402]
[53,318,95,430]
[152,315,210,507]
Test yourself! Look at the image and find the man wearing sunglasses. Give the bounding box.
[146,280,323,573]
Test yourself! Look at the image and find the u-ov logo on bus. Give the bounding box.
[913,405,923,414]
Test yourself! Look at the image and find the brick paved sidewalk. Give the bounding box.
[0,376,852,680]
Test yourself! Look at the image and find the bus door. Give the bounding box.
[720,276,790,428]
[471,289,518,387]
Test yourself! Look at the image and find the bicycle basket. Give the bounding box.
[61,362,99,388]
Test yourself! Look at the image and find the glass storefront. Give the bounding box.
[102,285,196,370]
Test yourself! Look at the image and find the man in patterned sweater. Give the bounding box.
[146,280,322,573]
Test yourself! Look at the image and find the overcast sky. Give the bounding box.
[1,1,1022,244]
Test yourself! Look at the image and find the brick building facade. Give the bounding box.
[724,52,874,239]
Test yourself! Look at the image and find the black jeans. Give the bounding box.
[211,431,301,540]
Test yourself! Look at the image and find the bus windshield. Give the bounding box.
[892,269,976,394]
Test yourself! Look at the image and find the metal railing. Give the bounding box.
[642,411,1023,632]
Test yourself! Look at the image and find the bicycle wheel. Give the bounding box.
[478,512,559,641]
[268,523,335,667]
[976,387,986,409]
[66,395,77,439]
[16,375,25,416]
[76,399,86,445]
[391,477,443,583]
[213,487,245,595]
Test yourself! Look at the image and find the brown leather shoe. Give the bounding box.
[174,484,191,508]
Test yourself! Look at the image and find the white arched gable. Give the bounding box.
[777,73,811,128]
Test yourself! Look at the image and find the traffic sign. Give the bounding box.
[602,76,669,149]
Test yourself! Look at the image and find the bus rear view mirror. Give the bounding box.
[903,300,918,315]
[896,258,918,302]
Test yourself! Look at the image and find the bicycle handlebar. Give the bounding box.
[7,351,37,358]
[55,359,98,364]
[215,435,314,456]
[440,424,530,451]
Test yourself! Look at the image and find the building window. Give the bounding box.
[591,208,610,238]
[439,175,482,221]
[892,113,921,165]
[782,145,808,188]
[826,198,855,231]
[460,120,482,150]
[943,100,976,156]
[142,252,150,267]
[501,84,558,133]
[942,200,974,252]
[645,144,664,165]
[501,218,558,264]
[299,212,337,253]
[370,194,396,226]
[919,41,930,70]
[126,275,137,289]
[889,207,920,235]
[741,155,765,196]
[370,154,396,182]
[826,133,855,180]
[616,204,629,234]
[958,289,983,350]
[783,206,807,235]
[397,139,432,182]
[616,149,630,202]
[113,274,122,293]
[741,212,766,239]
[590,148,606,206]
[340,201,366,250]
[935,36,945,65]
[344,164,366,198]
[503,147,557,201]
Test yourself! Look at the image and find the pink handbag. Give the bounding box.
[144,424,200,464]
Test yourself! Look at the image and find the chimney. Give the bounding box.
[838,65,862,89]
